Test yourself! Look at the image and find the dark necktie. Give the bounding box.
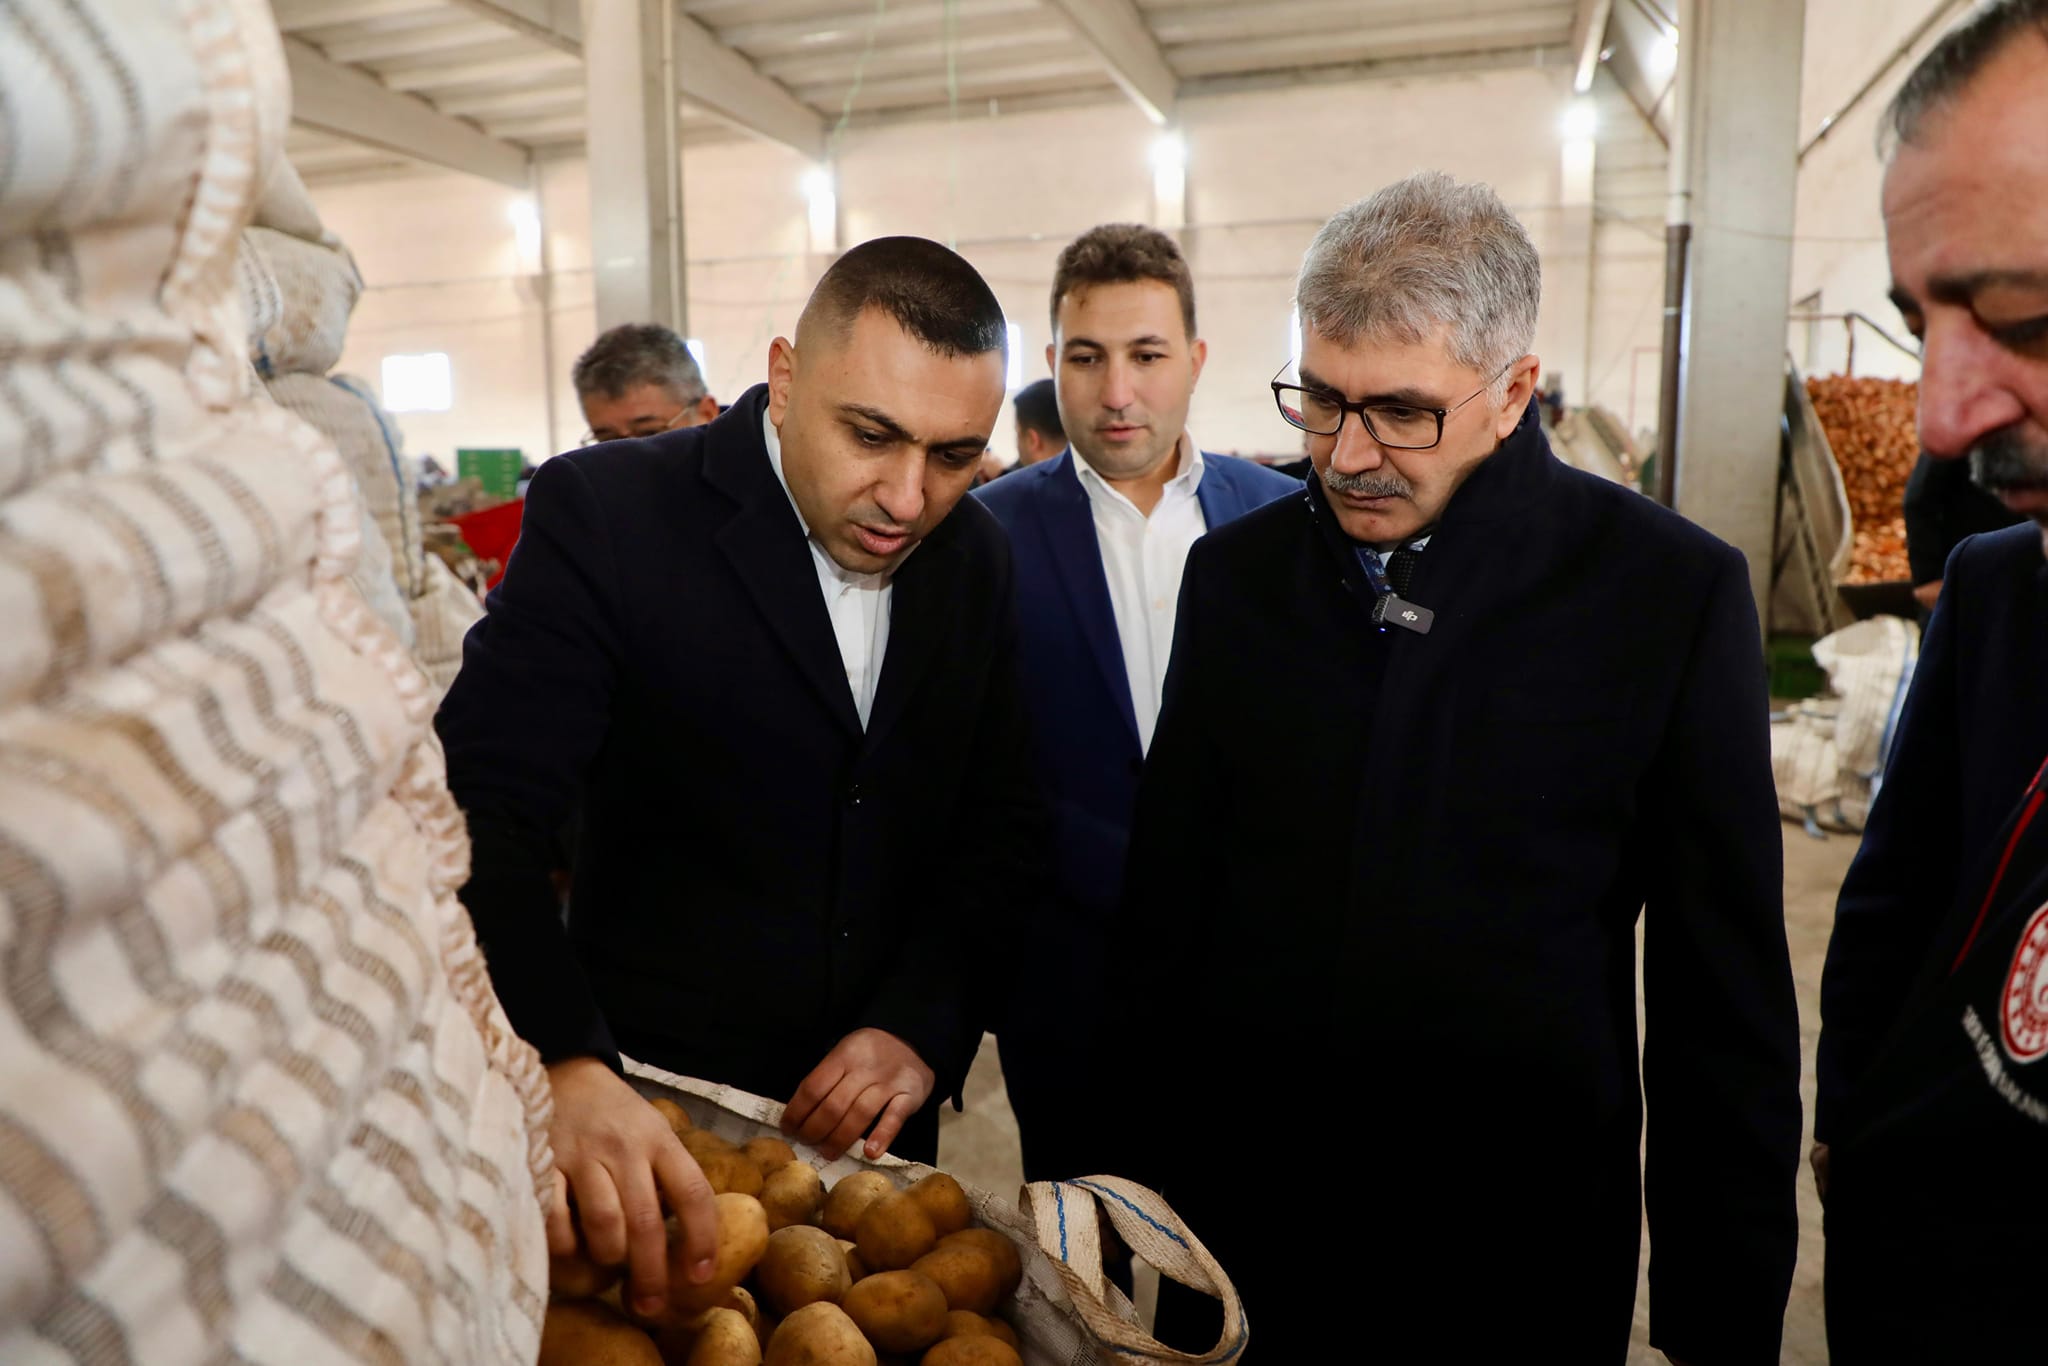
[1385,546,1421,597]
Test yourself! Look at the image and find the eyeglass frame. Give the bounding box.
[1270,358,1516,451]
[577,396,705,448]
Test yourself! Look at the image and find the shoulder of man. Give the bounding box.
[546,414,718,509]
[1201,450,1302,505]
[971,451,1065,523]
[1945,519,2043,588]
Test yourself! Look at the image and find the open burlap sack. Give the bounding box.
[626,1060,1248,1366]
[0,0,551,1359]
[237,224,364,380]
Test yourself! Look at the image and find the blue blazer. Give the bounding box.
[975,449,1298,925]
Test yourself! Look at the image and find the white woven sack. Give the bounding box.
[412,554,485,697]
[624,1060,1248,1366]
[267,372,427,600]
[0,0,551,1359]
[240,224,364,379]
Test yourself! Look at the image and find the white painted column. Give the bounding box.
[1666,0,1807,621]
[1555,98,1599,409]
[582,0,686,332]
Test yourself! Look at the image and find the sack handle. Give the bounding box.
[1020,1177,1248,1366]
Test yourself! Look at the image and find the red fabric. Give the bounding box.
[450,499,526,590]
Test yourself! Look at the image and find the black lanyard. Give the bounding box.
[1951,752,2048,973]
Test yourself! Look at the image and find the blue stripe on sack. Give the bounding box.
[1055,1181,1069,1262]
[1073,1180,1188,1250]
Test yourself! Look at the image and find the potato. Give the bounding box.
[856,1192,937,1272]
[936,1311,1016,1350]
[684,1307,762,1366]
[841,1271,949,1354]
[637,1285,764,1362]
[682,1129,740,1160]
[904,1174,971,1239]
[821,1172,896,1241]
[539,1298,663,1366]
[757,1225,852,1317]
[934,1232,1021,1304]
[744,1136,800,1176]
[919,1338,1021,1366]
[836,1239,870,1283]
[669,1193,771,1316]
[727,1286,762,1338]
[696,1147,767,1198]
[909,1245,1003,1316]
[762,1162,826,1232]
[765,1302,877,1366]
[650,1097,695,1135]
[551,1248,624,1300]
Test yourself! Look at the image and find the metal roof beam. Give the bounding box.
[441,0,583,54]
[673,9,828,160]
[1037,0,1177,125]
[1572,0,1615,93]
[283,36,531,186]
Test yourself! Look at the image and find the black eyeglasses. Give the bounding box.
[1271,360,1513,450]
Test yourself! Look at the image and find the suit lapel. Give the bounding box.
[1194,454,1244,528]
[863,533,963,753]
[1043,453,1141,748]
[705,397,863,738]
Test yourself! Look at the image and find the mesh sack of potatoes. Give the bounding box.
[533,1060,1248,1366]
[1805,375,1920,585]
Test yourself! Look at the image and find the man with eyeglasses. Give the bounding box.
[573,322,721,445]
[1111,173,1800,1364]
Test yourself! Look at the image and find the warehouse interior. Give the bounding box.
[2,0,2030,1362]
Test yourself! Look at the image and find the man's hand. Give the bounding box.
[1810,1141,1831,1204]
[546,1057,719,1317]
[782,1028,935,1161]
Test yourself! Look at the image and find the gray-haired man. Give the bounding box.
[573,322,720,444]
[1110,172,1800,1363]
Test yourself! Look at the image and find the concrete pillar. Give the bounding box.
[1555,103,1598,410]
[1666,0,1806,623]
[582,0,686,333]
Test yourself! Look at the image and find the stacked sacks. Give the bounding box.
[0,0,550,1361]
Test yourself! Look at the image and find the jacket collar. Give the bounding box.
[1042,451,1143,748]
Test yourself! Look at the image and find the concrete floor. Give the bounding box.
[937,825,1860,1364]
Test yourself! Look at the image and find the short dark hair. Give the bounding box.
[1050,223,1197,340]
[572,324,706,402]
[1885,0,2048,153]
[799,235,1008,358]
[1012,378,1063,440]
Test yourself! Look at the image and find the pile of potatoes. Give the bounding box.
[539,1093,1028,1366]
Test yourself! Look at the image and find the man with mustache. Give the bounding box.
[973,224,1293,1184]
[1112,172,1800,1363]
[1814,4,2048,1357]
[437,237,1039,1323]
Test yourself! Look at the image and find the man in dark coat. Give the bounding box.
[1815,5,2048,1358]
[436,237,1040,1321]
[1115,172,1801,1364]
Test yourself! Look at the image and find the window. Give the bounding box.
[686,338,707,371]
[382,353,452,413]
[1006,322,1024,393]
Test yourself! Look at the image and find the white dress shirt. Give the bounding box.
[1074,433,1208,754]
[763,411,892,729]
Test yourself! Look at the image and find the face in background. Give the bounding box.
[1014,421,1064,466]
[1300,325,1537,546]
[767,306,1006,575]
[580,382,720,443]
[1049,279,1207,482]
[1883,29,2048,557]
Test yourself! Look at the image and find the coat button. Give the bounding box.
[846,782,862,806]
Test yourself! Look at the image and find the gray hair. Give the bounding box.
[1295,171,1540,394]
[1883,0,2048,156]
[572,323,707,403]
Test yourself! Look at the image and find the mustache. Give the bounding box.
[1320,466,1414,498]
[1970,427,2048,493]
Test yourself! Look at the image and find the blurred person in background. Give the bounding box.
[1902,449,2020,610]
[1112,172,1800,1364]
[1815,5,2048,1358]
[1011,376,1066,467]
[574,323,720,444]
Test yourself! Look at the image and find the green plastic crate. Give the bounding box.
[457,448,524,497]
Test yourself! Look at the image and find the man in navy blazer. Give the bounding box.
[976,224,1295,1182]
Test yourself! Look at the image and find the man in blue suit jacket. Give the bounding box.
[976,224,1296,1181]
